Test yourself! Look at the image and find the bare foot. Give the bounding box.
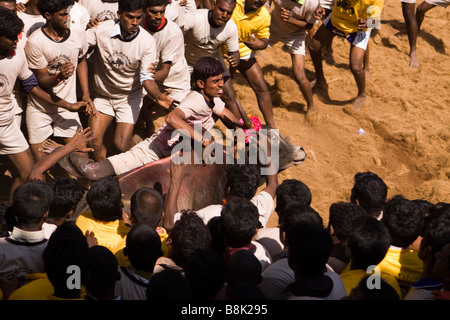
[353,93,366,111]
[39,139,62,154]
[409,51,419,68]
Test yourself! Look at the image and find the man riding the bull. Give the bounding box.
[59,56,246,180]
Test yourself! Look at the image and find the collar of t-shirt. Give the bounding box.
[111,21,139,41]
[9,226,46,243]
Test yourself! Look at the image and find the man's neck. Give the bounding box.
[43,23,67,41]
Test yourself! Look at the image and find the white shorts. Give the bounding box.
[0,120,29,155]
[324,14,372,50]
[268,31,307,56]
[320,0,335,10]
[107,133,165,175]
[94,89,143,124]
[26,105,81,144]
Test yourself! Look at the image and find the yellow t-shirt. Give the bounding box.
[231,0,271,58]
[8,273,87,300]
[331,0,384,34]
[377,247,423,296]
[76,211,130,254]
[340,268,402,298]
[114,227,171,266]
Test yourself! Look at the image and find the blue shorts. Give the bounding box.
[323,14,372,50]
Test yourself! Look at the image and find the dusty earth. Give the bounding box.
[1,0,449,228]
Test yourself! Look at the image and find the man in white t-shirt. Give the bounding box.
[0,7,85,199]
[59,56,243,181]
[269,0,322,116]
[84,0,172,162]
[79,0,119,21]
[142,0,191,106]
[24,0,95,161]
[183,0,245,125]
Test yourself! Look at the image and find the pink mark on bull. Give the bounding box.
[239,115,262,144]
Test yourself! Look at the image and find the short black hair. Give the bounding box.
[37,0,73,15]
[0,7,24,39]
[124,223,162,271]
[43,222,89,298]
[382,195,424,247]
[287,222,333,278]
[275,179,312,223]
[118,0,144,13]
[144,0,169,7]
[86,177,123,222]
[146,269,192,300]
[48,177,85,221]
[12,180,53,228]
[328,202,368,243]
[170,210,212,268]
[220,196,260,248]
[350,171,387,217]
[280,202,323,246]
[225,164,260,200]
[347,215,390,269]
[192,57,224,86]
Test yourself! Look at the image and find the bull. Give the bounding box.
[72,125,306,219]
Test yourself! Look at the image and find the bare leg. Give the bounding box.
[114,122,136,153]
[88,112,113,161]
[62,151,115,181]
[402,2,419,68]
[8,149,34,199]
[349,44,367,111]
[220,77,241,120]
[309,24,335,93]
[364,42,370,81]
[291,53,315,115]
[237,58,276,128]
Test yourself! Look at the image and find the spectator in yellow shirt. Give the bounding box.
[309,0,384,111]
[378,195,425,297]
[229,0,275,128]
[76,177,130,253]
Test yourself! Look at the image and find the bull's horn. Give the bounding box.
[235,99,254,129]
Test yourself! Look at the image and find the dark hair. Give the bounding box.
[220,196,260,248]
[328,202,368,243]
[350,171,387,217]
[170,210,212,268]
[347,216,390,269]
[0,7,24,40]
[192,57,224,85]
[287,222,333,278]
[130,187,164,228]
[225,164,260,200]
[12,180,53,228]
[382,195,424,247]
[48,177,85,221]
[280,202,323,245]
[124,224,162,271]
[144,0,169,7]
[275,179,312,223]
[419,217,450,261]
[352,276,400,300]
[86,177,123,222]
[184,250,225,300]
[146,269,192,300]
[43,222,89,298]
[86,245,119,299]
[37,0,73,15]
[226,249,262,286]
[118,0,144,13]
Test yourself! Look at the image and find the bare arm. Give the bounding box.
[143,79,174,110]
[280,7,314,30]
[76,56,97,116]
[31,61,75,89]
[243,36,269,51]
[28,127,94,181]
[162,159,188,232]
[28,85,87,112]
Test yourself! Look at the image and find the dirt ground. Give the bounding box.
[1,0,449,227]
